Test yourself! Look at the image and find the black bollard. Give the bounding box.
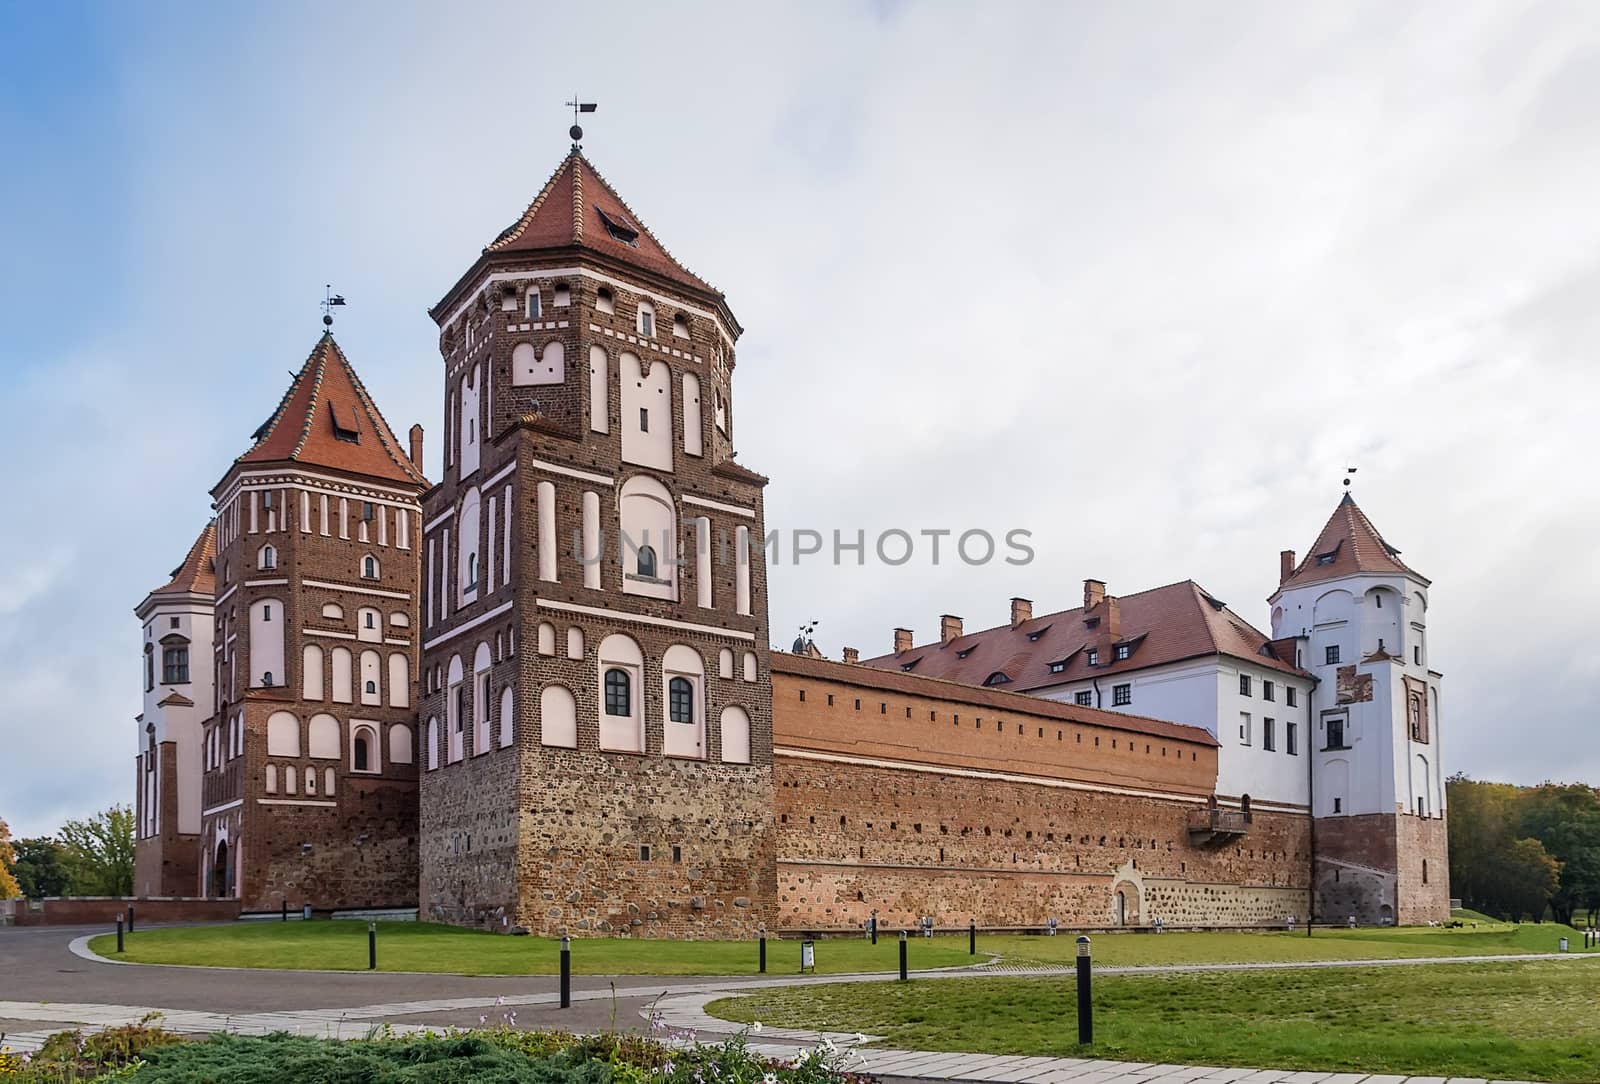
[759,928,767,974]
[127,905,134,934]
[559,936,571,1008]
[368,921,377,971]
[899,929,908,982]
[870,910,878,945]
[282,900,288,922]
[969,919,976,955]
[116,914,124,954]
[1076,936,1093,1044]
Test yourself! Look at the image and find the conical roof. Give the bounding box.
[1279,493,1426,590]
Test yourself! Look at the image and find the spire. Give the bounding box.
[229,334,426,488]
[1278,493,1427,591]
[481,151,718,295]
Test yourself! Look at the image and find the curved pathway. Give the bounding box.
[2,925,1592,1084]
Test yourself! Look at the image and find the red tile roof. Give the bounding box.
[773,652,1218,747]
[143,521,216,601]
[484,151,718,295]
[1278,493,1426,591]
[859,579,1308,691]
[230,334,425,488]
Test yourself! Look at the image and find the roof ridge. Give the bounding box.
[329,337,426,483]
[578,154,721,296]
[486,153,577,253]
[289,336,331,461]
[571,152,585,241]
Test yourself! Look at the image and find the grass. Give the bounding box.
[86,918,1595,976]
[708,958,1600,1082]
[85,921,978,976]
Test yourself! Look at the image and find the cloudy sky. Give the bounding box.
[3,1,1597,837]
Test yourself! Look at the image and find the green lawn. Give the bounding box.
[85,921,976,976]
[87,918,1593,976]
[709,958,1600,1082]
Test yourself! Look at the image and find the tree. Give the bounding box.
[59,805,135,897]
[12,837,74,898]
[0,817,21,899]
[1499,837,1561,922]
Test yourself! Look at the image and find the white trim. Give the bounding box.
[383,637,410,646]
[201,798,243,817]
[244,577,289,588]
[421,599,515,651]
[302,578,412,601]
[536,598,756,641]
[214,584,239,607]
[683,494,756,519]
[214,469,421,512]
[483,460,517,489]
[439,267,730,338]
[425,507,457,533]
[529,458,614,487]
[303,628,358,641]
[256,798,339,808]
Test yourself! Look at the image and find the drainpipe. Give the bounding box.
[1092,676,1103,709]
[1305,670,1318,935]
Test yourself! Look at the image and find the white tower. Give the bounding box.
[1269,493,1448,925]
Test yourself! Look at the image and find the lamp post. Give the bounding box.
[1075,935,1093,1045]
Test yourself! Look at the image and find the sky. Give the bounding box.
[2,1,1597,838]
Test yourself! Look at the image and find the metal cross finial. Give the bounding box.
[321,284,346,329]
[566,96,597,146]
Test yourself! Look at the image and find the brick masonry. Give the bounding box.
[133,740,199,898]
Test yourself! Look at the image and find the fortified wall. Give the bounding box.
[770,654,1310,930]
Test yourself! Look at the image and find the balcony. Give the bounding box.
[1187,807,1249,844]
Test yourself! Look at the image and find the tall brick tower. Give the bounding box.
[1269,493,1448,925]
[418,149,776,936]
[200,333,427,911]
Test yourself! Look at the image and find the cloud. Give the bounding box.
[2,1,1598,835]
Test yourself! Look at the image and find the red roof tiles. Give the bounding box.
[230,334,425,488]
[143,521,216,601]
[859,579,1308,691]
[485,151,718,295]
[1278,493,1425,591]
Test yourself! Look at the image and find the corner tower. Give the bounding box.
[200,334,427,911]
[1269,493,1448,925]
[418,150,775,936]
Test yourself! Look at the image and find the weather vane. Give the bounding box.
[321,285,346,329]
[1343,465,1358,490]
[566,96,597,146]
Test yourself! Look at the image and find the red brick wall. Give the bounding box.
[4,897,241,927]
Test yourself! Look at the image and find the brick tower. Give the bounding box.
[199,333,427,912]
[418,148,776,936]
[1269,493,1449,925]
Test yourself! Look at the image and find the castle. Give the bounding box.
[132,148,1448,932]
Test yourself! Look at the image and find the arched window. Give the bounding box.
[353,726,377,772]
[636,299,655,337]
[637,545,657,579]
[144,643,154,691]
[605,668,631,717]
[426,716,440,771]
[365,680,377,695]
[1240,794,1253,823]
[596,286,615,314]
[354,733,370,771]
[669,676,693,723]
[467,552,479,588]
[259,544,276,570]
[672,313,690,339]
[362,555,379,579]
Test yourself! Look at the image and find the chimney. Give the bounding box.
[1280,549,1296,586]
[1010,597,1033,626]
[940,614,963,644]
[842,646,860,665]
[408,424,425,472]
[893,628,914,654]
[1105,595,1121,639]
[1083,579,1106,611]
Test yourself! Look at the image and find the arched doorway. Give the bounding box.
[213,840,231,899]
[1114,890,1127,926]
[1111,880,1141,926]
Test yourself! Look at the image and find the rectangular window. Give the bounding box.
[1326,715,1345,749]
[1263,718,1275,752]
[527,291,541,319]
[1074,691,1092,706]
[1414,645,1422,666]
[1049,661,1066,674]
[1086,650,1099,666]
[362,502,375,522]
[1417,796,1427,817]
[1112,684,1131,707]
[639,407,649,432]
[1263,680,1274,702]
[1326,645,1341,664]
[162,646,189,684]
[1333,797,1342,813]
[1286,721,1298,756]
[1239,712,1251,745]
[1239,674,1251,696]
[1113,644,1131,661]
[1286,687,1297,707]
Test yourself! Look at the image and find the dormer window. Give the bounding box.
[1027,625,1051,642]
[1086,650,1099,667]
[984,672,1009,686]
[1113,643,1131,661]
[330,402,361,443]
[596,206,639,246]
[956,645,976,659]
[1049,661,1067,674]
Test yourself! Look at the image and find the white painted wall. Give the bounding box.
[138,598,215,836]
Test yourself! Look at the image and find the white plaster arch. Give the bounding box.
[540,683,577,748]
[620,352,671,470]
[499,685,514,748]
[308,713,340,759]
[302,644,325,700]
[266,711,300,757]
[598,633,644,753]
[619,473,676,600]
[662,644,706,759]
[390,723,414,765]
[720,705,751,764]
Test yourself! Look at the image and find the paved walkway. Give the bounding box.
[1,925,1590,1084]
